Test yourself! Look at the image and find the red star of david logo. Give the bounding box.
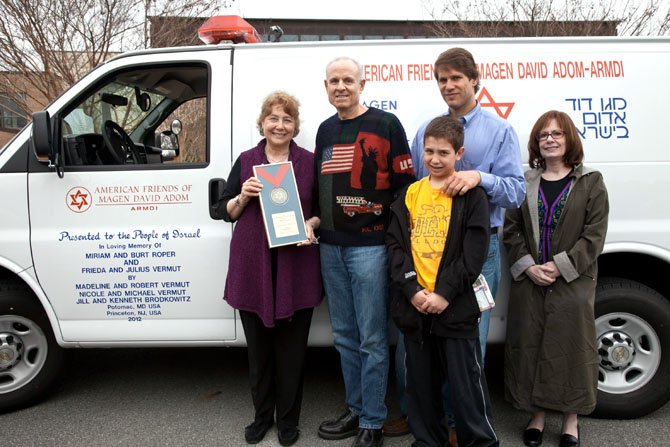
[66,187,92,213]
[477,87,514,119]
[70,190,88,209]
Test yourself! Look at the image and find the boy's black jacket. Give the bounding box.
[386,184,490,341]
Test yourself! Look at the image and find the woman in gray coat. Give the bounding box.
[503,110,609,447]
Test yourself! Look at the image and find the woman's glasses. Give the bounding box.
[537,130,565,141]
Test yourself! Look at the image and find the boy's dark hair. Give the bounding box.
[434,47,480,93]
[423,115,464,150]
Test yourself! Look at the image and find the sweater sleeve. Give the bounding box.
[388,115,416,194]
[214,156,242,222]
[410,119,429,179]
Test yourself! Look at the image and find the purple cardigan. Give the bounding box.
[224,140,322,327]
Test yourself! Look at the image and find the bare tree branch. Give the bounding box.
[424,0,669,37]
[0,0,219,116]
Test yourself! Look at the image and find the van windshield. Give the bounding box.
[63,82,165,137]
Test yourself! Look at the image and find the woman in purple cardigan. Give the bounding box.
[216,92,322,446]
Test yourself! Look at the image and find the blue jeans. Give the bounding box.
[478,233,501,363]
[320,243,389,429]
[394,233,501,423]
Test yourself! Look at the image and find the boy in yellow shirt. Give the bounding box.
[386,116,498,446]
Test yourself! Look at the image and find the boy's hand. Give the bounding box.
[419,292,448,314]
[410,290,429,313]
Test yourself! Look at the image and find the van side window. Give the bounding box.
[60,64,209,167]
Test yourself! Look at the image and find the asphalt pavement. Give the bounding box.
[1,346,668,446]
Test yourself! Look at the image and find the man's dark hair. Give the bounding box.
[434,47,480,93]
[424,115,464,150]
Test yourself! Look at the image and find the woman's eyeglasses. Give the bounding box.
[537,130,565,141]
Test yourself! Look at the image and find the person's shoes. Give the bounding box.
[244,419,273,444]
[447,426,459,447]
[351,428,383,447]
[559,426,580,447]
[559,433,579,447]
[523,427,543,447]
[382,415,409,437]
[278,426,300,446]
[318,410,359,440]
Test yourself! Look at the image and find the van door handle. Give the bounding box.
[209,178,227,220]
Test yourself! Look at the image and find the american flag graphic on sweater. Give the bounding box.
[320,144,355,174]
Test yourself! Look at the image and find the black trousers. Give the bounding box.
[239,308,313,430]
[404,334,499,447]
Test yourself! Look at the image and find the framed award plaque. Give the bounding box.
[252,162,308,248]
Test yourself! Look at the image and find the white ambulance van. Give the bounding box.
[1,17,668,418]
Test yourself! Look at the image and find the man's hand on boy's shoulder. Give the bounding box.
[443,170,481,197]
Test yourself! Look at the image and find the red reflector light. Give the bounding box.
[198,15,261,44]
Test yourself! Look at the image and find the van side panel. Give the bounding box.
[230,38,670,343]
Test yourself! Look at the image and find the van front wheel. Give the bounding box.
[0,287,63,412]
[593,278,670,418]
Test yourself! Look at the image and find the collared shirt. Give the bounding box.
[410,103,525,228]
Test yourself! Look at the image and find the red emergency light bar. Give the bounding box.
[198,15,262,44]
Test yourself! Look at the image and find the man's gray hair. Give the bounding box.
[325,56,363,82]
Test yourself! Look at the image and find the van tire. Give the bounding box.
[0,285,64,413]
[593,277,670,418]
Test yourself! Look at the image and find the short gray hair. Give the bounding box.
[325,56,363,82]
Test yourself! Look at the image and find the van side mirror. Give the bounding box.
[156,130,179,161]
[32,111,52,163]
[31,110,64,177]
[155,120,183,161]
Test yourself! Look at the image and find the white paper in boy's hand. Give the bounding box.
[473,274,495,312]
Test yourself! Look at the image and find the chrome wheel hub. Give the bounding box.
[595,312,661,394]
[0,316,48,393]
[598,330,634,369]
[0,332,24,370]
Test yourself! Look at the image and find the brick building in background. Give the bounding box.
[1,16,616,149]
[0,72,49,148]
[149,16,617,47]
